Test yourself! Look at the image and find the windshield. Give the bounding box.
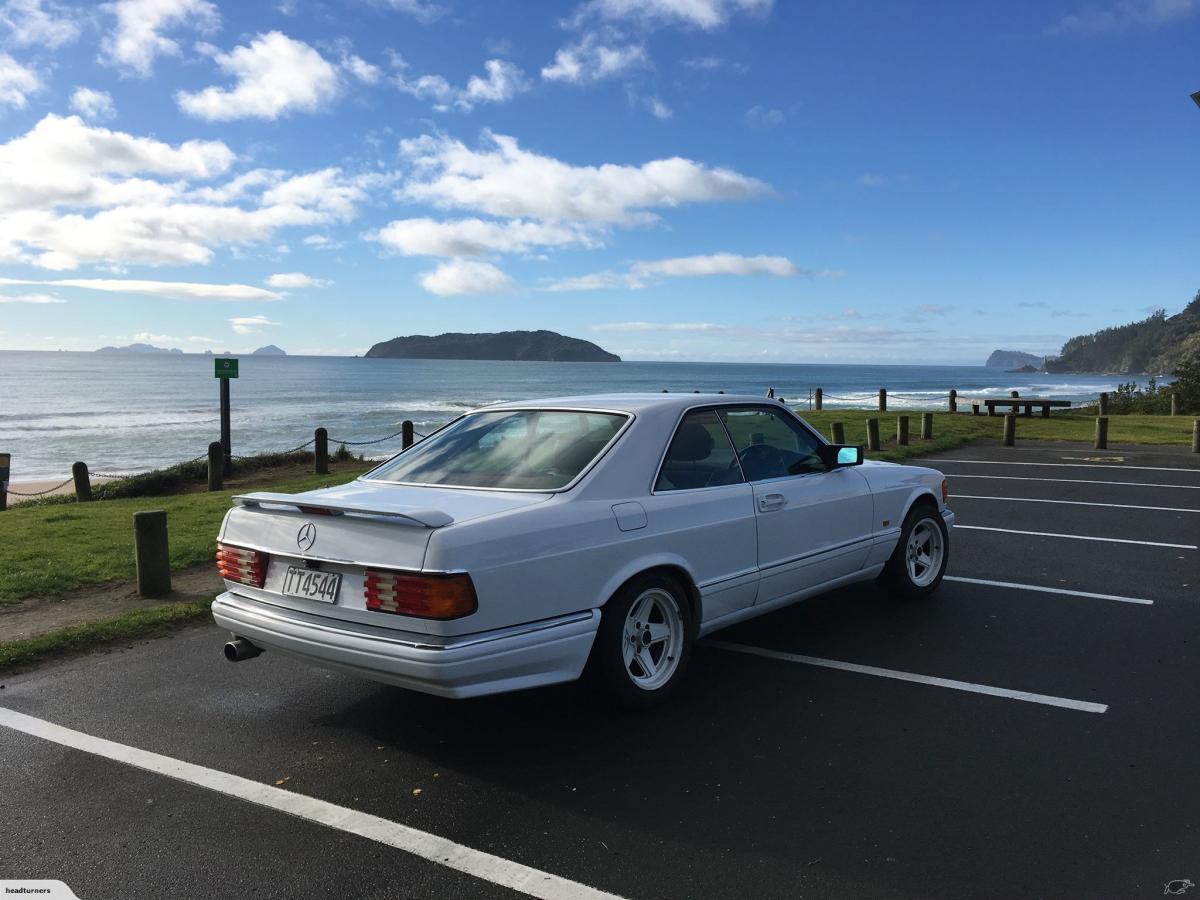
[364,409,628,490]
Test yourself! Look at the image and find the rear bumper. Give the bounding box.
[212,592,600,699]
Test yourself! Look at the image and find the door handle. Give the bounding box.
[758,493,786,512]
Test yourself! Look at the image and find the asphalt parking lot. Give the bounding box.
[2,438,1198,899]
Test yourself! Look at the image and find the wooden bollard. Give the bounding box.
[766,387,775,398]
[0,451,8,512]
[921,412,933,440]
[948,389,957,413]
[402,420,414,449]
[1193,418,1199,454]
[1098,392,1109,416]
[897,415,909,445]
[1171,394,1179,416]
[1010,389,1020,399]
[133,510,171,598]
[866,418,881,451]
[1094,416,1109,450]
[878,388,887,412]
[1003,414,1016,447]
[314,427,329,474]
[72,461,92,502]
[207,441,223,491]
[814,388,823,411]
[831,421,845,444]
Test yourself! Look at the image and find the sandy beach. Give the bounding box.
[5,475,116,505]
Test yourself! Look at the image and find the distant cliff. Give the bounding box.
[985,350,1044,369]
[1045,292,1200,374]
[365,330,621,362]
[252,344,287,356]
[97,343,183,354]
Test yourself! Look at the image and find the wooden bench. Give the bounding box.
[967,397,1073,418]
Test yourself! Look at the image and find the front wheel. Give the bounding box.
[589,573,693,708]
[880,505,949,597]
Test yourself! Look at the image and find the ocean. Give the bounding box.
[0,351,1132,481]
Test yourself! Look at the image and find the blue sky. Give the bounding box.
[0,0,1196,363]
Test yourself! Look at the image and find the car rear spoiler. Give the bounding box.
[232,492,454,528]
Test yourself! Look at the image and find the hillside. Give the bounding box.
[364,330,621,362]
[97,343,183,354]
[985,350,1043,369]
[1045,291,1200,374]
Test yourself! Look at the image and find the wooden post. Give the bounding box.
[766,387,775,398]
[1098,392,1109,416]
[1003,414,1016,447]
[72,461,92,502]
[1094,416,1109,450]
[133,510,171,598]
[814,388,823,410]
[1171,393,1179,416]
[0,452,8,512]
[207,441,223,491]
[1192,418,1199,454]
[831,421,845,444]
[948,389,957,413]
[897,415,910,446]
[402,420,414,449]
[866,418,880,451]
[314,427,329,474]
[921,412,933,440]
[878,388,887,412]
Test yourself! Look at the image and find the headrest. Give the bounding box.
[670,422,714,462]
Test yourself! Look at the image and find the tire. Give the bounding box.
[879,504,949,598]
[589,572,694,708]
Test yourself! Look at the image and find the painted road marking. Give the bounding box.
[950,494,1200,514]
[705,641,1107,714]
[0,707,623,900]
[943,575,1153,605]
[926,459,1200,475]
[954,524,1197,550]
[947,474,1200,490]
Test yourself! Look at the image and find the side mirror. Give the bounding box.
[818,444,864,469]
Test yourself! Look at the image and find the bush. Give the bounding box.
[1102,349,1200,415]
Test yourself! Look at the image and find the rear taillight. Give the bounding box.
[216,543,268,588]
[363,570,478,619]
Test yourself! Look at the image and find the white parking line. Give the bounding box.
[705,641,1107,713]
[926,458,1200,474]
[0,707,623,900]
[943,575,1153,605]
[949,473,1200,490]
[955,524,1197,550]
[950,494,1200,514]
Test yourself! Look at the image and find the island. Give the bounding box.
[96,342,184,354]
[252,344,287,356]
[1045,292,1200,374]
[986,350,1044,370]
[364,330,621,362]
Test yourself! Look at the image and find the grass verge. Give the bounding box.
[0,598,212,673]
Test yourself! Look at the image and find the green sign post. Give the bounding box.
[215,358,238,475]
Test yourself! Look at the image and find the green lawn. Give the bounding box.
[1,464,371,603]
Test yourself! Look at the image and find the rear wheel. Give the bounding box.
[880,504,948,597]
[590,573,693,708]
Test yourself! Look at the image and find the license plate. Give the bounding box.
[281,566,341,603]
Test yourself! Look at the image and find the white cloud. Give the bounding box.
[230,314,278,333]
[568,0,774,30]
[372,217,596,257]
[372,0,444,22]
[392,55,528,112]
[177,31,341,121]
[541,34,647,83]
[418,259,513,296]
[265,271,330,288]
[342,53,382,84]
[260,167,378,219]
[0,0,80,48]
[0,276,282,300]
[681,55,746,72]
[545,252,805,291]
[857,172,887,187]
[131,331,215,345]
[745,104,783,127]
[1051,0,1196,34]
[69,87,117,120]
[542,271,634,292]
[399,130,768,225]
[0,292,63,303]
[0,52,38,109]
[101,0,219,77]
[645,96,672,119]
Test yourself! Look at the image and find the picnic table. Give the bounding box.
[967,397,1073,418]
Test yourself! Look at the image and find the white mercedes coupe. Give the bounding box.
[213,394,953,706]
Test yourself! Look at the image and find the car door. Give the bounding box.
[718,406,873,606]
[646,408,759,624]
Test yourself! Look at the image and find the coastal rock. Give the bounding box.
[252,344,287,356]
[365,330,620,362]
[96,343,184,354]
[986,349,1043,370]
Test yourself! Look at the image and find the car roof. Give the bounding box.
[479,393,789,414]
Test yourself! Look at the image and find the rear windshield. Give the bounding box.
[364,409,628,490]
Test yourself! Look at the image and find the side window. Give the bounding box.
[718,407,826,482]
[655,410,745,492]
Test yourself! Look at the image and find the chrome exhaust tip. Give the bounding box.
[224,637,262,662]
